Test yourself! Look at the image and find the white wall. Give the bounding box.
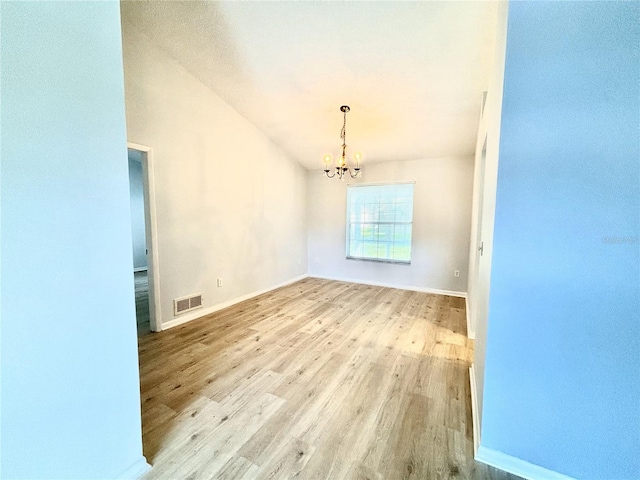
[128,151,147,270]
[308,158,473,294]
[468,1,508,436]
[121,22,307,329]
[1,1,147,478]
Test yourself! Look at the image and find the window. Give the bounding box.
[346,182,414,264]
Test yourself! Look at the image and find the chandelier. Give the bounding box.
[323,105,362,179]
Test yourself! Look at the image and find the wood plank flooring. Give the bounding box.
[138,278,520,480]
[135,270,150,336]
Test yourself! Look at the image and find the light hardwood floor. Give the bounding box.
[138,278,520,480]
[135,270,150,336]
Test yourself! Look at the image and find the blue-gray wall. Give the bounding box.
[128,151,148,270]
[482,2,639,479]
[1,1,146,478]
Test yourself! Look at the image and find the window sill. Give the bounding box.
[346,256,411,266]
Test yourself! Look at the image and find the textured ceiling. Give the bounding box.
[121,1,499,170]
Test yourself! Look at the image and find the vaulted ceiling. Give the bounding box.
[121,1,499,170]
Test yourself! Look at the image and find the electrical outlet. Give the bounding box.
[217,278,223,287]
[454,270,460,278]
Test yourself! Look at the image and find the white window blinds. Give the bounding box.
[346,183,414,264]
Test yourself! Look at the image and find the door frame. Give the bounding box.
[469,135,488,339]
[128,142,162,332]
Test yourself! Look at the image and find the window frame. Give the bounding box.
[345,182,415,265]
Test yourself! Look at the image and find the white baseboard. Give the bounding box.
[308,274,467,298]
[476,446,576,480]
[115,456,151,480]
[160,274,309,331]
[469,364,480,456]
[465,297,476,339]
[133,266,148,273]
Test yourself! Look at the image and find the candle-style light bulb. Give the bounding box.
[323,154,332,166]
[354,152,362,168]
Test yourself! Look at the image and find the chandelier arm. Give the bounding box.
[324,169,336,178]
[349,169,361,179]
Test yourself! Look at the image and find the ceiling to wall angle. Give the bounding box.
[121,1,499,169]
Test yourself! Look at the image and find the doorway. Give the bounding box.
[127,143,161,333]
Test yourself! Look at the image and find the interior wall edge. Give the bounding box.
[469,364,480,456]
[115,457,151,480]
[476,446,576,480]
[465,297,475,339]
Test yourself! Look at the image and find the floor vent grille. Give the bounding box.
[174,293,203,316]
